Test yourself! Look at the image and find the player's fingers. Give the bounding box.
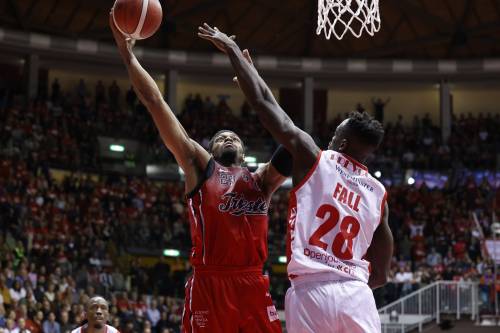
[203,23,214,32]
[198,27,211,35]
[197,33,212,40]
[243,49,254,66]
[197,32,210,38]
[230,35,236,40]
[198,26,210,32]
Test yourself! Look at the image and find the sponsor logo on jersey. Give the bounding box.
[193,310,209,328]
[218,192,268,216]
[335,165,374,192]
[267,305,279,322]
[219,172,235,186]
[303,247,358,276]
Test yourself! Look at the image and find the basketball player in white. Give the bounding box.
[199,24,394,333]
[72,296,120,333]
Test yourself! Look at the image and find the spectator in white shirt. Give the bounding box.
[12,318,31,333]
[9,281,26,304]
[3,318,17,333]
[43,284,56,303]
[146,299,160,328]
[426,247,442,267]
[394,265,414,296]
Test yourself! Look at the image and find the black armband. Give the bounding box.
[271,145,293,177]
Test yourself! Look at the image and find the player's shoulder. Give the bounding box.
[365,172,386,195]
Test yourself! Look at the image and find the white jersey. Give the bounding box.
[71,325,120,333]
[287,150,387,284]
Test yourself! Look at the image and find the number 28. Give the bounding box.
[308,204,360,260]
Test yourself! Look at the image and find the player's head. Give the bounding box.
[85,296,109,329]
[328,111,384,163]
[208,130,245,167]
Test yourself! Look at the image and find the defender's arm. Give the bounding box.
[198,24,319,168]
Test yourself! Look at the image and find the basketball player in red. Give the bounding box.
[72,296,120,333]
[200,24,393,333]
[110,13,289,333]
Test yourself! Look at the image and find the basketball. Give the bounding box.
[112,0,163,40]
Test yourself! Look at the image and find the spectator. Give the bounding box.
[13,318,31,333]
[426,247,442,267]
[3,318,17,333]
[24,311,43,333]
[109,81,120,106]
[9,281,26,304]
[42,312,60,333]
[146,299,160,329]
[58,312,72,333]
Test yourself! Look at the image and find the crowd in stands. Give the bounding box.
[0,162,187,332]
[0,78,500,332]
[1,79,499,173]
[316,111,500,172]
[376,178,499,308]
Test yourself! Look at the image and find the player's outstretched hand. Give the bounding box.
[109,9,136,53]
[198,23,236,53]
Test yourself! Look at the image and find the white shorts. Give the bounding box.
[285,279,381,333]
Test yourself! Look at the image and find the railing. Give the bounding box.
[378,281,478,333]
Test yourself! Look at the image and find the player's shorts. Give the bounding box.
[285,277,381,333]
[182,266,282,333]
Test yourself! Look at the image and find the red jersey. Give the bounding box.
[187,159,270,268]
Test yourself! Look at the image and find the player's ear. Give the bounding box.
[338,138,348,152]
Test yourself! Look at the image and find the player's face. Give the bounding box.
[328,119,349,151]
[86,298,109,329]
[211,131,245,166]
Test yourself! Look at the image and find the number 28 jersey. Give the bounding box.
[287,150,387,284]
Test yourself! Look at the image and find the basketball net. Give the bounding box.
[317,0,381,40]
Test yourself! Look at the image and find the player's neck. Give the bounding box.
[339,150,367,166]
[216,157,241,168]
[85,324,107,333]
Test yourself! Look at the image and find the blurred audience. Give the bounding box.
[0,80,499,332]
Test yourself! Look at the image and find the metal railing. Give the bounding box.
[378,281,478,333]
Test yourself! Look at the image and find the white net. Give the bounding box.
[317,0,381,40]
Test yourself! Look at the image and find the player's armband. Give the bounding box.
[271,145,293,177]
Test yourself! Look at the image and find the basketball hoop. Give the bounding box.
[317,0,381,40]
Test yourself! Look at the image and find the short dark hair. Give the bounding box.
[343,111,384,146]
[208,130,243,152]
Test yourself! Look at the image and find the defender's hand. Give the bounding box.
[197,23,236,53]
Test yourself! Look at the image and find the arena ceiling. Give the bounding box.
[1,0,500,59]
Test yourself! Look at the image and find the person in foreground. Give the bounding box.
[199,24,394,333]
[110,12,292,333]
[71,296,119,333]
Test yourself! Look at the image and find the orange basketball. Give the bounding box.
[112,0,163,40]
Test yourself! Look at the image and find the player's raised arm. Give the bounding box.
[365,201,393,289]
[110,12,210,193]
[198,24,319,169]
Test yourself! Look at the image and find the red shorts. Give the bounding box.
[182,266,282,333]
